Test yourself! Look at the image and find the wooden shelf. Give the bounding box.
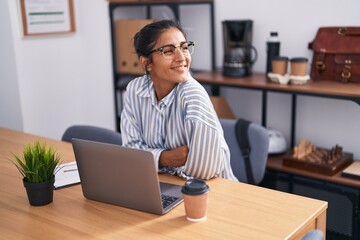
[267,154,360,188]
[193,70,360,100]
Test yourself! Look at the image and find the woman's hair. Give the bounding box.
[134,19,186,59]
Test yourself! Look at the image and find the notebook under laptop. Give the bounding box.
[71,138,183,215]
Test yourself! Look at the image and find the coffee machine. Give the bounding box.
[222,20,257,77]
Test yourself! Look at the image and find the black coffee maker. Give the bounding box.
[222,20,257,77]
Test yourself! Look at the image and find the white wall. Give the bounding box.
[2,0,115,139]
[0,0,23,131]
[1,0,360,158]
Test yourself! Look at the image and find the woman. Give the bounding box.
[121,20,237,181]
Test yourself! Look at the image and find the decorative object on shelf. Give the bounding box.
[284,140,353,175]
[11,141,61,206]
[222,20,257,77]
[309,27,360,83]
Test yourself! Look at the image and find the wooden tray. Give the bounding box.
[283,148,353,176]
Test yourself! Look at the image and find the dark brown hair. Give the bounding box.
[134,19,186,59]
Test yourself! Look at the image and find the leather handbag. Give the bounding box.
[308,27,360,83]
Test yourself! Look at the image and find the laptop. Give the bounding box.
[71,138,183,215]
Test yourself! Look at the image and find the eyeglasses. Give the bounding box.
[147,41,195,60]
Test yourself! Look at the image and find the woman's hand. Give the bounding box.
[159,145,189,167]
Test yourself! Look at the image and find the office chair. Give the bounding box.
[62,125,122,145]
[301,230,324,240]
[220,118,269,184]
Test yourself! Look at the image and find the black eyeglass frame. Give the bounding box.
[146,41,195,57]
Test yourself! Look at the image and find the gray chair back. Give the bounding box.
[62,125,122,145]
[220,118,269,184]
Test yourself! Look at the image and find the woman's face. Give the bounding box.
[145,27,191,90]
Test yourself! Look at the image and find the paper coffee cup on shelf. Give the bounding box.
[290,57,308,76]
[271,56,289,75]
[181,179,210,222]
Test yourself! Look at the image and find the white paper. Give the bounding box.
[24,0,71,34]
[54,161,80,189]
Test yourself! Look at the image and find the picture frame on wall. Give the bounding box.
[20,0,75,36]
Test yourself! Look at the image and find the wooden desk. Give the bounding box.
[0,127,327,240]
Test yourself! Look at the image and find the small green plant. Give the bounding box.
[12,141,61,183]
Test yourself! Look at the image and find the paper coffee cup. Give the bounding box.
[181,179,210,222]
[290,57,308,76]
[271,56,288,75]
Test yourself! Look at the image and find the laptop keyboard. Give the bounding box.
[161,194,180,209]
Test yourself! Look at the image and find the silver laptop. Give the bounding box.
[71,138,183,215]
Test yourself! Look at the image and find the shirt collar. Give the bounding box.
[136,75,178,108]
[136,75,152,98]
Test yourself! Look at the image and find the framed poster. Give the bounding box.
[20,0,75,36]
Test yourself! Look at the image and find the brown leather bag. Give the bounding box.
[309,27,360,83]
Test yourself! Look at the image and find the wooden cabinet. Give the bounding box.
[108,0,215,131]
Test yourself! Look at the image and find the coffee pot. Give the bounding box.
[222,20,257,77]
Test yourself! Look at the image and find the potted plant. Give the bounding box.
[12,141,61,206]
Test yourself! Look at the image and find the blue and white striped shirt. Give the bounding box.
[120,74,237,181]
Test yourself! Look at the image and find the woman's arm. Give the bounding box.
[159,145,189,167]
[120,78,167,167]
[181,120,228,179]
[174,77,235,180]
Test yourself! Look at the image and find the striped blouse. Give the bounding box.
[120,74,238,181]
